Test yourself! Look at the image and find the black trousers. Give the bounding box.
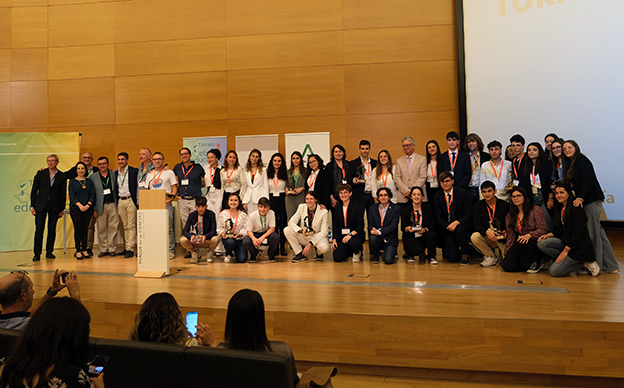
[70,206,94,251]
[501,239,542,272]
[443,223,471,263]
[270,193,287,248]
[403,230,437,258]
[332,234,365,262]
[34,205,60,255]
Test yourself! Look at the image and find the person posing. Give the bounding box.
[464,133,491,202]
[508,134,527,189]
[425,140,443,204]
[180,197,219,264]
[174,147,206,245]
[285,151,307,219]
[137,148,155,191]
[505,144,515,162]
[519,142,553,231]
[368,188,401,264]
[203,148,222,218]
[348,140,377,219]
[371,150,398,204]
[401,187,437,264]
[267,153,288,256]
[544,133,559,161]
[325,144,350,209]
[471,181,510,267]
[479,140,512,201]
[562,140,619,273]
[433,172,473,265]
[69,152,97,256]
[217,193,249,263]
[147,152,179,260]
[549,138,565,184]
[243,197,280,263]
[115,152,139,259]
[331,184,365,263]
[284,191,330,263]
[440,131,471,189]
[68,162,95,260]
[242,149,269,215]
[537,183,600,277]
[220,150,247,212]
[90,156,119,257]
[305,154,329,209]
[500,187,548,273]
[395,136,428,206]
[30,154,67,261]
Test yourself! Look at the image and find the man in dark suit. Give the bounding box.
[30,154,67,261]
[440,131,471,189]
[434,172,473,265]
[115,152,139,258]
[368,187,401,264]
[331,184,365,263]
[348,140,377,221]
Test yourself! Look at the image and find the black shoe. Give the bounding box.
[269,255,277,263]
[402,253,408,260]
[371,257,380,264]
[46,252,56,259]
[280,247,288,256]
[32,254,41,262]
[314,254,323,261]
[184,251,192,259]
[87,249,93,256]
[460,255,471,266]
[292,253,305,263]
[249,254,257,263]
[119,249,128,256]
[124,250,134,259]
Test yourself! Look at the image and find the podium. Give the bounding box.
[135,190,170,278]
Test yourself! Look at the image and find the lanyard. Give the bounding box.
[228,210,239,233]
[119,167,128,187]
[140,162,153,180]
[181,163,194,178]
[448,151,457,171]
[153,169,164,186]
[381,170,389,187]
[531,166,537,185]
[430,161,437,180]
[338,163,345,179]
[379,204,388,226]
[308,170,318,188]
[513,153,525,178]
[208,166,216,185]
[226,168,234,185]
[556,162,562,179]
[413,209,421,223]
[102,173,110,188]
[273,176,280,190]
[293,170,300,187]
[444,192,453,215]
[362,159,370,177]
[486,201,496,221]
[342,205,348,227]
[471,154,480,172]
[260,214,267,232]
[251,167,257,183]
[489,160,503,180]
[517,218,523,234]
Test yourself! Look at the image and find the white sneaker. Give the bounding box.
[584,261,600,277]
[206,251,214,263]
[168,252,175,260]
[352,251,362,263]
[190,251,198,264]
[480,256,498,267]
[224,255,231,263]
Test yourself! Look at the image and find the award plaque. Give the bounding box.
[225,219,235,238]
[355,164,366,184]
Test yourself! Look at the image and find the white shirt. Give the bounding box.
[268,176,286,194]
[307,170,320,191]
[469,153,481,188]
[370,165,398,204]
[359,157,373,192]
[147,169,177,194]
[247,210,276,233]
[117,167,131,197]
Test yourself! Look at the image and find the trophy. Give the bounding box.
[303,216,315,236]
[489,218,505,241]
[409,213,422,234]
[355,164,367,184]
[225,219,235,238]
[285,185,295,195]
[193,235,203,243]
[192,222,204,242]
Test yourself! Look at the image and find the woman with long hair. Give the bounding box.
[267,153,288,256]
[203,148,222,217]
[370,150,398,204]
[547,138,566,212]
[519,142,553,230]
[305,154,329,209]
[217,193,249,263]
[220,150,247,212]
[544,133,558,160]
[425,140,443,204]
[562,140,619,273]
[400,186,437,264]
[500,187,548,273]
[285,151,307,219]
[68,161,95,260]
[537,183,599,277]
[0,297,104,388]
[242,149,269,214]
[324,145,350,209]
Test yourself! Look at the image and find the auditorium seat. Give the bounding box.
[0,328,20,358]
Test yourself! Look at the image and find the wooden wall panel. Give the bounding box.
[115,72,227,124]
[0,49,9,81]
[0,0,10,7]
[10,48,47,80]
[49,78,115,126]
[344,26,456,65]
[12,0,46,6]
[227,31,344,70]
[226,0,342,36]
[11,7,47,48]
[115,0,226,43]
[48,2,114,47]
[11,80,47,128]
[0,82,9,128]
[49,125,116,163]
[0,8,10,49]
[227,66,345,119]
[115,38,226,77]
[345,61,458,114]
[342,0,454,29]
[49,0,124,5]
[48,44,115,80]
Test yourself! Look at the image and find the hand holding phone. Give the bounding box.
[60,272,69,285]
[88,355,109,377]
[186,311,198,336]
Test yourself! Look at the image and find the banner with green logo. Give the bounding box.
[0,132,80,252]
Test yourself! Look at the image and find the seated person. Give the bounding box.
[0,297,104,388]
[129,292,213,346]
[500,187,548,273]
[537,183,600,277]
[331,184,365,263]
[217,193,249,263]
[471,181,510,267]
[401,186,437,264]
[0,269,80,330]
[433,172,473,265]
[243,197,280,263]
[368,187,401,264]
[180,196,220,264]
[284,191,330,263]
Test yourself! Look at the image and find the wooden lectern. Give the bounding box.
[135,190,170,278]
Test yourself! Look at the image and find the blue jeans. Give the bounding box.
[537,236,584,277]
[584,201,619,272]
[368,234,398,264]
[167,204,175,253]
[223,238,248,263]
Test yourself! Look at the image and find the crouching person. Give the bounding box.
[180,197,220,263]
[243,197,280,263]
[284,191,330,263]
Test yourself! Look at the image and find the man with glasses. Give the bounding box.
[0,270,81,330]
[395,136,428,207]
[174,148,206,258]
[90,156,119,257]
[368,187,401,264]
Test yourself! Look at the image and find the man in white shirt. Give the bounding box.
[243,197,279,263]
[349,140,377,221]
[147,152,179,259]
[115,152,139,259]
[479,140,512,201]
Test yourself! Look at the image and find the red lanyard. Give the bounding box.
[362,160,370,177]
[208,166,216,185]
[182,164,194,178]
[308,171,318,188]
[471,154,480,172]
[273,176,280,189]
[448,151,457,171]
[430,161,437,179]
[489,160,503,180]
[381,170,389,187]
[226,168,234,185]
[413,209,421,223]
[338,163,345,179]
[228,210,239,233]
[517,218,522,234]
[250,167,257,183]
[343,205,348,227]
[513,153,525,178]
[486,201,496,221]
[531,166,537,185]
[444,192,453,215]
[154,169,164,186]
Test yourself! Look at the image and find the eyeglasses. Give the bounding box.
[552,145,562,150]
[401,144,414,148]
[10,270,28,285]
[511,194,524,198]
[152,157,164,161]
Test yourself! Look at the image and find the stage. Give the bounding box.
[3,230,624,386]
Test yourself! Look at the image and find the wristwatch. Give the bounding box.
[46,287,58,297]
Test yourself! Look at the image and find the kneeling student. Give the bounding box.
[180,197,220,263]
[471,181,510,267]
[284,191,330,263]
[243,197,279,263]
[368,187,401,264]
[331,184,365,263]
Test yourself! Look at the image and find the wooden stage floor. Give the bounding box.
[2,230,624,384]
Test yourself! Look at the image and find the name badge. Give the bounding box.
[272,192,280,197]
[261,239,268,246]
[513,180,519,186]
[103,188,111,195]
[531,186,539,195]
[181,179,189,186]
[414,232,422,238]
[341,228,350,235]
[138,182,148,189]
[342,179,347,184]
[225,187,234,193]
[430,182,438,188]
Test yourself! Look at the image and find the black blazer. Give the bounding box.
[440,150,471,188]
[183,210,217,240]
[368,202,401,246]
[473,198,510,236]
[519,162,552,205]
[30,169,67,213]
[400,202,435,244]
[324,160,350,205]
[115,166,139,208]
[434,187,473,228]
[566,154,604,204]
[332,201,364,239]
[305,168,331,209]
[511,154,528,181]
[554,205,594,262]
[348,157,378,203]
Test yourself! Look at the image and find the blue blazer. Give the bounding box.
[368,202,401,246]
[441,150,471,188]
[115,166,139,208]
[183,210,217,240]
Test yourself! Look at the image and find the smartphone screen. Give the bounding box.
[88,355,109,377]
[186,311,198,336]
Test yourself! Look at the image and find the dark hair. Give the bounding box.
[505,145,514,161]
[375,150,394,180]
[480,180,496,191]
[74,162,88,177]
[523,142,546,177]
[224,150,240,169]
[305,190,319,202]
[267,153,288,181]
[464,133,484,152]
[409,186,424,197]
[359,140,371,148]
[257,197,270,208]
[195,196,207,207]
[331,144,346,161]
[287,151,307,180]
[507,187,533,229]
[376,187,392,199]
[438,171,453,182]
[179,147,191,155]
[563,140,582,183]
[487,140,502,150]
[544,133,558,142]
[0,274,27,308]
[509,134,525,145]
[207,148,222,161]
[0,298,90,388]
[97,156,109,164]
[550,138,566,171]
[129,292,190,345]
[446,131,460,140]
[426,140,442,164]
[337,183,352,193]
[153,151,164,159]
[223,289,272,352]
[553,182,575,227]
[226,193,245,211]
[117,152,129,160]
[307,154,324,174]
[245,149,265,173]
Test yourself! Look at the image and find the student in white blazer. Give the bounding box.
[395,136,428,206]
[242,149,269,215]
[283,191,330,263]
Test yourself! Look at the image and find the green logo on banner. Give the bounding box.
[302,144,314,159]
